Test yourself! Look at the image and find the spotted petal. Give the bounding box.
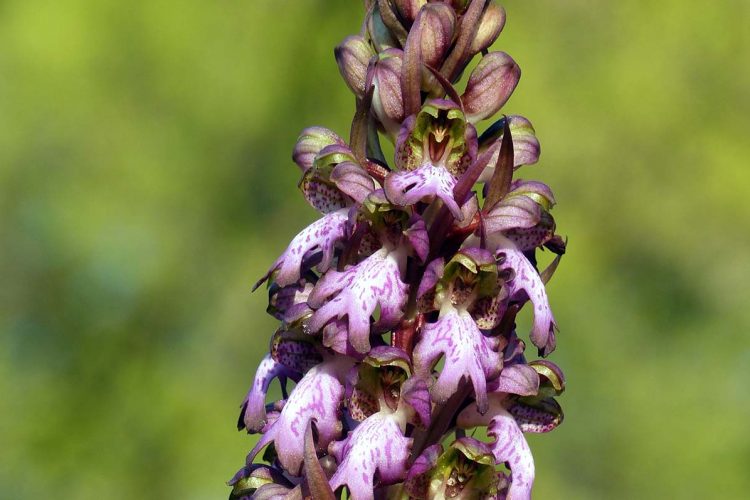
[247,358,352,476]
[458,401,535,500]
[498,246,557,356]
[384,164,462,219]
[269,208,349,288]
[413,306,501,413]
[328,412,411,500]
[238,354,295,433]
[308,248,408,353]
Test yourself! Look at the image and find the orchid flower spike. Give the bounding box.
[231,2,568,499]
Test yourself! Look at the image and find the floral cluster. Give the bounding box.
[230,1,566,498]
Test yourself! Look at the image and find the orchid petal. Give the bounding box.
[457,402,535,500]
[271,208,349,288]
[498,246,557,356]
[413,307,501,413]
[308,248,408,353]
[488,410,535,500]
[238,354,294,433]
[329,412,412,499]
[384,164,462,219]
[247,358,351,476]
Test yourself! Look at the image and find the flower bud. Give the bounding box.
[366,5,400,52]
[418,3,456,68]
[469,2,506,55]
[292,127,346,172]
[335,35,374,99]
[371,49,405,137]
[462,51,520,123]
[393,0,427,23]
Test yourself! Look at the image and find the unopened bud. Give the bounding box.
[469,2,506,55]
[371,49,405,137]
[335,35,374,99]
[292,127,346,172]
[462,51,520,122]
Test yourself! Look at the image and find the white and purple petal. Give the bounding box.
[308,248,408,353]
[270,208,349,288]
[384,164,462,220]
[238,354,296,433]
[413,306,501,413]
[498,246,557,356]
[247,358,352,476]
[458,400,535,500]
[328,412,412,500]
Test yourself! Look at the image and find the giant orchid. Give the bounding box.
[231,1,566,498]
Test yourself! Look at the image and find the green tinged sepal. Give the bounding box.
[292,127,347,172]
[395,99,473,176]
[299,144,357,213]
[347,347,411,419]
[435,247,498,307]
[507,360,565,434]
[227,464,289,499]
[422,438,500,499]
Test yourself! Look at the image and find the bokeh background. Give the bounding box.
[1,0,748,498]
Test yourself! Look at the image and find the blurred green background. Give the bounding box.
[1,0,748,498]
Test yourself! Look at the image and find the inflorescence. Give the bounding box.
[230,1,566,498]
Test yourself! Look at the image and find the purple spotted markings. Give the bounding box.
[230,1,568,499]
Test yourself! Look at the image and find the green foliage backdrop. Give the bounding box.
[1,1,748,498]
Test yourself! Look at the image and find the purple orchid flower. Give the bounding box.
[231,1,569,498]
